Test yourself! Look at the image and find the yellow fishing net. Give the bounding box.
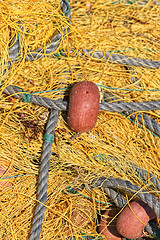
[0,0,160,239]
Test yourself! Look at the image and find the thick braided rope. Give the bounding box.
[131,164,160,191]
[25,0,71,62]
[109,156,160,191]
[104,91,160,138]
[91,176,160,218]
[127,67,160,136]
[77,176,158,237]
[3,85,67,110]
[8,0,70,64]
[129,112,160,136]
[29,110,59,240]
[82,50,160,69]
[3,85,160,113]
[103,187,158,237]
[104,65,160,138]
[100,101,160,113]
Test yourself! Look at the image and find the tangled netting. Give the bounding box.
[2,0,160,239]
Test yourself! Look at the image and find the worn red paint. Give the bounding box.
[67,81,100,133]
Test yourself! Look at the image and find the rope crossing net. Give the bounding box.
[1,0,160,239]
[3,84,160,239]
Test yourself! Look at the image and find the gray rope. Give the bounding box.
[77,177,158,237]
[100,100,160,113]
[6,0,160,73]
[109,156,160,191]
[126,67,160,136]
[8,31,22,62]
[81,49,160,69]
[29,110,59,240]
[127,112,160,136]
[91,176,160,218]
[3,85,160,114]
[8,0,71,64]
[24,0,71,62]
[3,85,67,111]
[103,187,157,237]
[104,93,160,137]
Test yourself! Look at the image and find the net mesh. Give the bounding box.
[0,0,160,239]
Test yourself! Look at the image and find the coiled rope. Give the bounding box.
[91,176,160,239]
[77,175,160,238]
[73,156,160,239]
[110,156,160,192]
[91,176,160,218]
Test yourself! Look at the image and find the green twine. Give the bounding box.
[10,85,32,103]
[53,49,67,59]
[64,186,109,205]
[12,85,70,96]
[54,49,63,59]
[120,112,160,139]
[66,234,103,240]
[111,0,144,4]
[79,193,109,205]
[13,84,160,95]
[44,133,54,143]
[22,93,33,103]
[97,85,160,92]
[2,174,25,179]
[62,0,70,15]
[31,86,70,95]
[1,173,34,180]
[80,233,103,240]
[64,186,78,194]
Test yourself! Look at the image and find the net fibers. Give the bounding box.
[0,0,160,239]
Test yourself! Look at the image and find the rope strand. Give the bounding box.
[29,110,59,240]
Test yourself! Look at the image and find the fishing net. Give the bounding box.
[0,0,160,239]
